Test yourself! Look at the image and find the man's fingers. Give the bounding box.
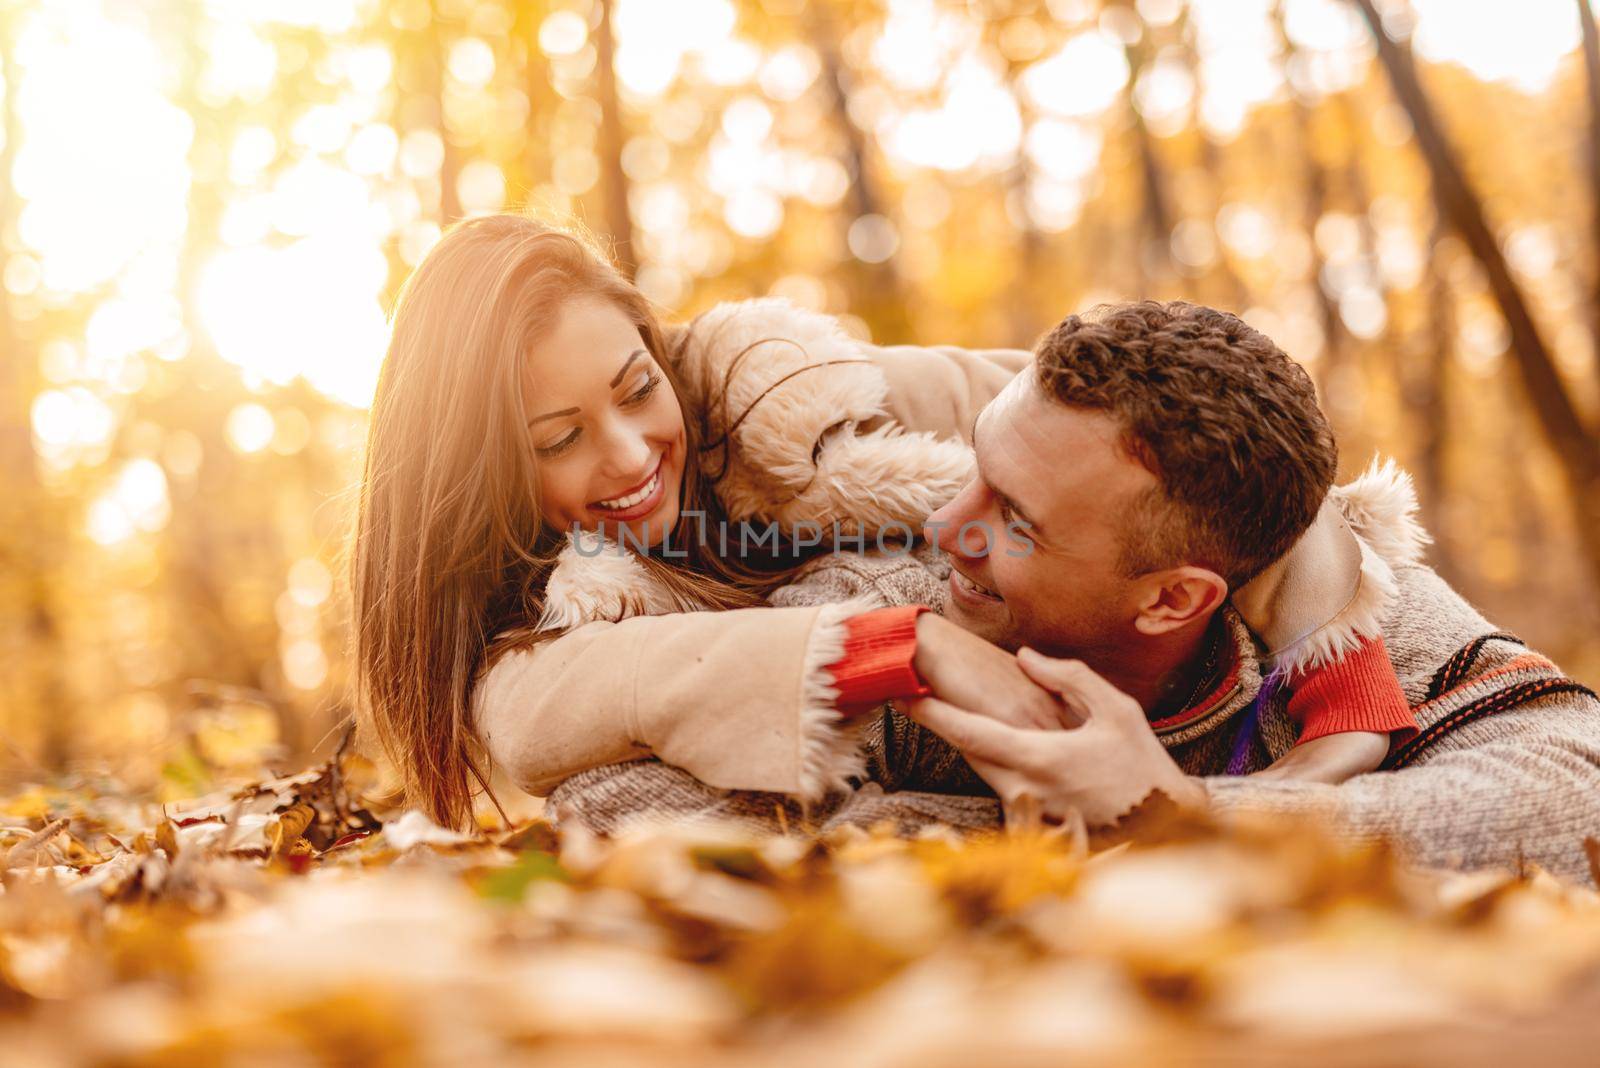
[1016,647,1133,715]
[904,697,1034,767]
[963,753,1028,802]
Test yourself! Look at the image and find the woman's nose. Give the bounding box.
[596,415,653,480]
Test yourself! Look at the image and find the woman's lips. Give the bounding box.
[588,458,666,522]
[949,566,1002,606]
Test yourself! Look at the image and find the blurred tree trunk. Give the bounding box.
[521,22,554,200]
[1193,134,1249,312]
[593,0,634,275]
[1002,158,1048,345]
[0,21,24,473]
[431,9,460,225]
[0,24,15,424]
[1415,218,1457,578]
[0,20,70,769]
[1121,33,1173,296]
[999,44,1047,345]
[1578,0,1600,404]
[1271,3,1347,401]
[1179,14,1249,312]
[1352,0,1600,593]
[1335,90,1390,329]
[809,3,909,338]
[1335,89,1393,446]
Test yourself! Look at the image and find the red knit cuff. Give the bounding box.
[826,605,931,719]
[1289,635,1419,744]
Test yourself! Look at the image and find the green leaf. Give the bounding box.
[476,849,568,903]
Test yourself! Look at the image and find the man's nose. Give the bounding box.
[925,479,980,557]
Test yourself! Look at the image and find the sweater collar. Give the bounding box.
[1149,608,1263,743]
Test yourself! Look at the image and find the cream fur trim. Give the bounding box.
[675,296,884,418]
[1331,456,1431,569]
[679,297,974,533]
[1272,457,1431,677]
[794,595,877,802]
[536,530,684,632]
[720,424,975,534]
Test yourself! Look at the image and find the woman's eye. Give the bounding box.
[624,372,661,406]
[536,428,580,458]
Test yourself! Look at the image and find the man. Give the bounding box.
[890,302,1600,879]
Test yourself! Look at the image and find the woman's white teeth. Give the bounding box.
[596,471,659,510]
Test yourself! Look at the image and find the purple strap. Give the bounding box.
[1225,673,1281,776]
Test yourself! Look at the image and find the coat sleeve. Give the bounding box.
[862,341,1032,444]
[472,600,873,800]
[1202,689,1600,881]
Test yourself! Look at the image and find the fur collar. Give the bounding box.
[1265,458,1432,678]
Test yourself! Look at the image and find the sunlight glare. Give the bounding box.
[32,388,114,452]
[724,189,784,239]
[84,458,169,545]
[614,0,737,98]
[539,12,589,57]
[197,20,278,103]
[873,0,975,93]
[199,238,390,408]
[1411,0,1579,94]
[886,60,1021,172]
[1025,119,1102,182]
[1188,0,1282,138]
[448,38,496,89]
[225,403,276,454]
[457,160,507,214]
[14,7,191,295]
[1022,32,1129,119]
[230,127,280,183]
[759,45,820,101]
[270,158,372,238]
[701,37,762,87]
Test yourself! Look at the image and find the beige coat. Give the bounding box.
[472,300,1380,801]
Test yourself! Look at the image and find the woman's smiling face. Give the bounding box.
[523,295,686,546]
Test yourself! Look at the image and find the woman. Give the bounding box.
[351,213,1395,830]
[351,214,1029,827]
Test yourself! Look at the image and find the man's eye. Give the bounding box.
[625,372,661,406]
[536,428,579,458]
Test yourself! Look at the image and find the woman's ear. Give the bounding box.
[1132,566,1229,636]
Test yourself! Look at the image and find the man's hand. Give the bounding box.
[913,614,1076,730]
[906,647,1208,828]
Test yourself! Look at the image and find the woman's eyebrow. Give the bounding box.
[608,349,647,388]
[528,406,579,427]
[527,349,649,426]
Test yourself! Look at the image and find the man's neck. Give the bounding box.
[1079,615,1221,716]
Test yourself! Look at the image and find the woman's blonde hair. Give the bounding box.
[351,214,772,829]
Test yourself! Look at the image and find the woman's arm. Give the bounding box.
[670,299,1030,540]
[472,600,870,800]
[861,341,1032,444]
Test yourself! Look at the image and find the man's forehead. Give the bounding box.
[975,377,1156,518]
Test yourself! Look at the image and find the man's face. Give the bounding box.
[924,374,1159,658]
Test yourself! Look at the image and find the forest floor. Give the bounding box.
[4,746,1600,1067]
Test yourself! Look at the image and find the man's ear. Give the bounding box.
[1131,566,1229,636]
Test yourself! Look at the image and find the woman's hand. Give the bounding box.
[912,613,1079,730]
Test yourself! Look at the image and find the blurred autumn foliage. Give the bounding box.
[4,754,1600,1064]
[2,0,1599,789]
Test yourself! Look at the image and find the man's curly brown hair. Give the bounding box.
[1033,301,1336,589]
